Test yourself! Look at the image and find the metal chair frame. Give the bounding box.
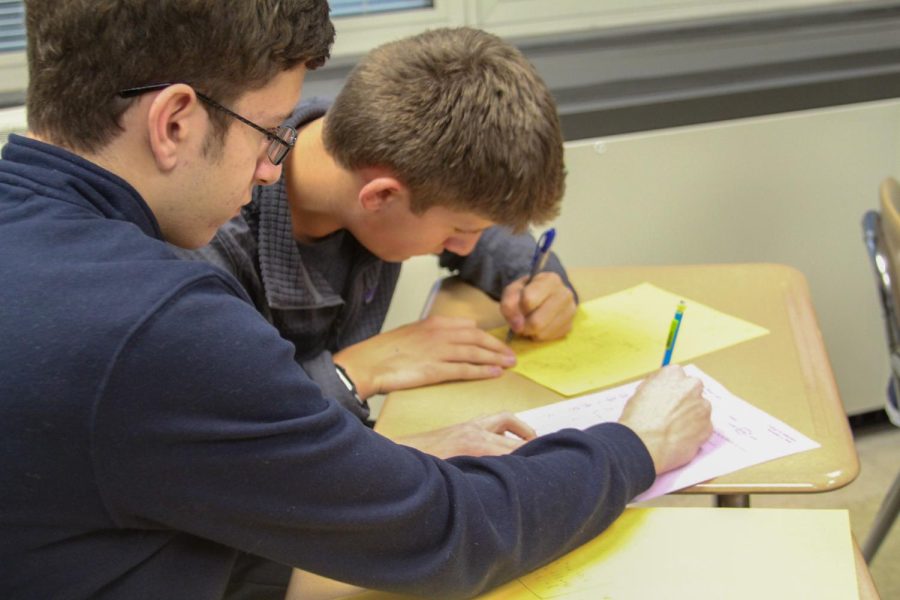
[860,196,900,563]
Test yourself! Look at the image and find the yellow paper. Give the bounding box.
[497,282,769,396]
[479,507,859,600]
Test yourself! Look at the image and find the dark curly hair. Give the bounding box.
[25,0,334,153]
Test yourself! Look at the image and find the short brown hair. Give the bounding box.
[323,27,565,232]
[25,0,334,154]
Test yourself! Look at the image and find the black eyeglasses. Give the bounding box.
[118,83,297,166]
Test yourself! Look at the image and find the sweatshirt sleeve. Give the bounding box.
[297,349,371,422]
[438,226,577,302]
[92,276,652,599]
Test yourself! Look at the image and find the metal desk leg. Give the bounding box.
[862,469,900,562]
[717,494,750,508]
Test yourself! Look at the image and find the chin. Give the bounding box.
[169,234,212,250]
[368,248,407,263]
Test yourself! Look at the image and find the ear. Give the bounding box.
[358,173,409,213]
[145,84,206,172]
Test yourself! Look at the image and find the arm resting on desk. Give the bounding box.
[96,281,655,598]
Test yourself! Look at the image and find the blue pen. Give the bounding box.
[506,228,556,342]
[661,300,687,366]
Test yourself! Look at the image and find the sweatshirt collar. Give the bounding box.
[1,134,162,240]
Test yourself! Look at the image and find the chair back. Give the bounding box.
[863,177,900,423]
[879,179,900,330]
[860,179,900,564]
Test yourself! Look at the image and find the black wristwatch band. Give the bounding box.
[334,363,365,407]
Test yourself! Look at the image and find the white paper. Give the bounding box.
[515,364,821,502]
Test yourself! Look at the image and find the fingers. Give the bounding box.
[416,361,506,384]
[444,321,515,357]
[474,411,537,441]
[374,355,506,394]
[500,278,528,333]
[500,272,576,341]
[442,335,516,367]
[523,290,576,340]
[418,316,516,366]
[636,364,693,394]
[397,420,529,459]
[461,432,528,457]
[342,317,522,394]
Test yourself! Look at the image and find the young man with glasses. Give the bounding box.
[0,2,712,600]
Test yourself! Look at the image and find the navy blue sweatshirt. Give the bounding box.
[0,135,654,600]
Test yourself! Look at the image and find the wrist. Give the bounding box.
[333,346,380,399]
[334,362,367,407]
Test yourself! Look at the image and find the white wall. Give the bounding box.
[385,98,900,415]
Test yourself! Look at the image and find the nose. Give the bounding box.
[254,157,283,187]
[444,233,481,256]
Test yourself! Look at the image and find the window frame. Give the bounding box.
[464,0,858,39]
[330,0,464,60]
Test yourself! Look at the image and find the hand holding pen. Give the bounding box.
[502,228,576,342]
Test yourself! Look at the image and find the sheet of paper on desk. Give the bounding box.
[478,507,858,600]
[499,282,769,396]
[514,364,820,502]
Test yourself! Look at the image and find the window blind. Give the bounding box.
[0,0,24,53]
[330,0,432,18]
[0,1,436,55]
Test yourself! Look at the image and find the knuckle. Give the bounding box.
[421,315,443,329]
[540,271,561,284]
[521,286,541,307]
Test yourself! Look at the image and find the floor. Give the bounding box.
[639,419,899,598]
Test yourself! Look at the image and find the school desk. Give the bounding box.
[375,264,859,508]
[287,508,880,600]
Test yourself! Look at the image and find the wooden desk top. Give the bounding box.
[376,264,859,495]
[291,517,880,600]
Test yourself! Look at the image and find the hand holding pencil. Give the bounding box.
[500,229,577,342]
[618,299,711,475]
[618,364,712,475]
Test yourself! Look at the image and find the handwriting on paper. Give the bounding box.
[514,364,820,501]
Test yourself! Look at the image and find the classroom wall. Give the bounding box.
[383,98,900,415]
